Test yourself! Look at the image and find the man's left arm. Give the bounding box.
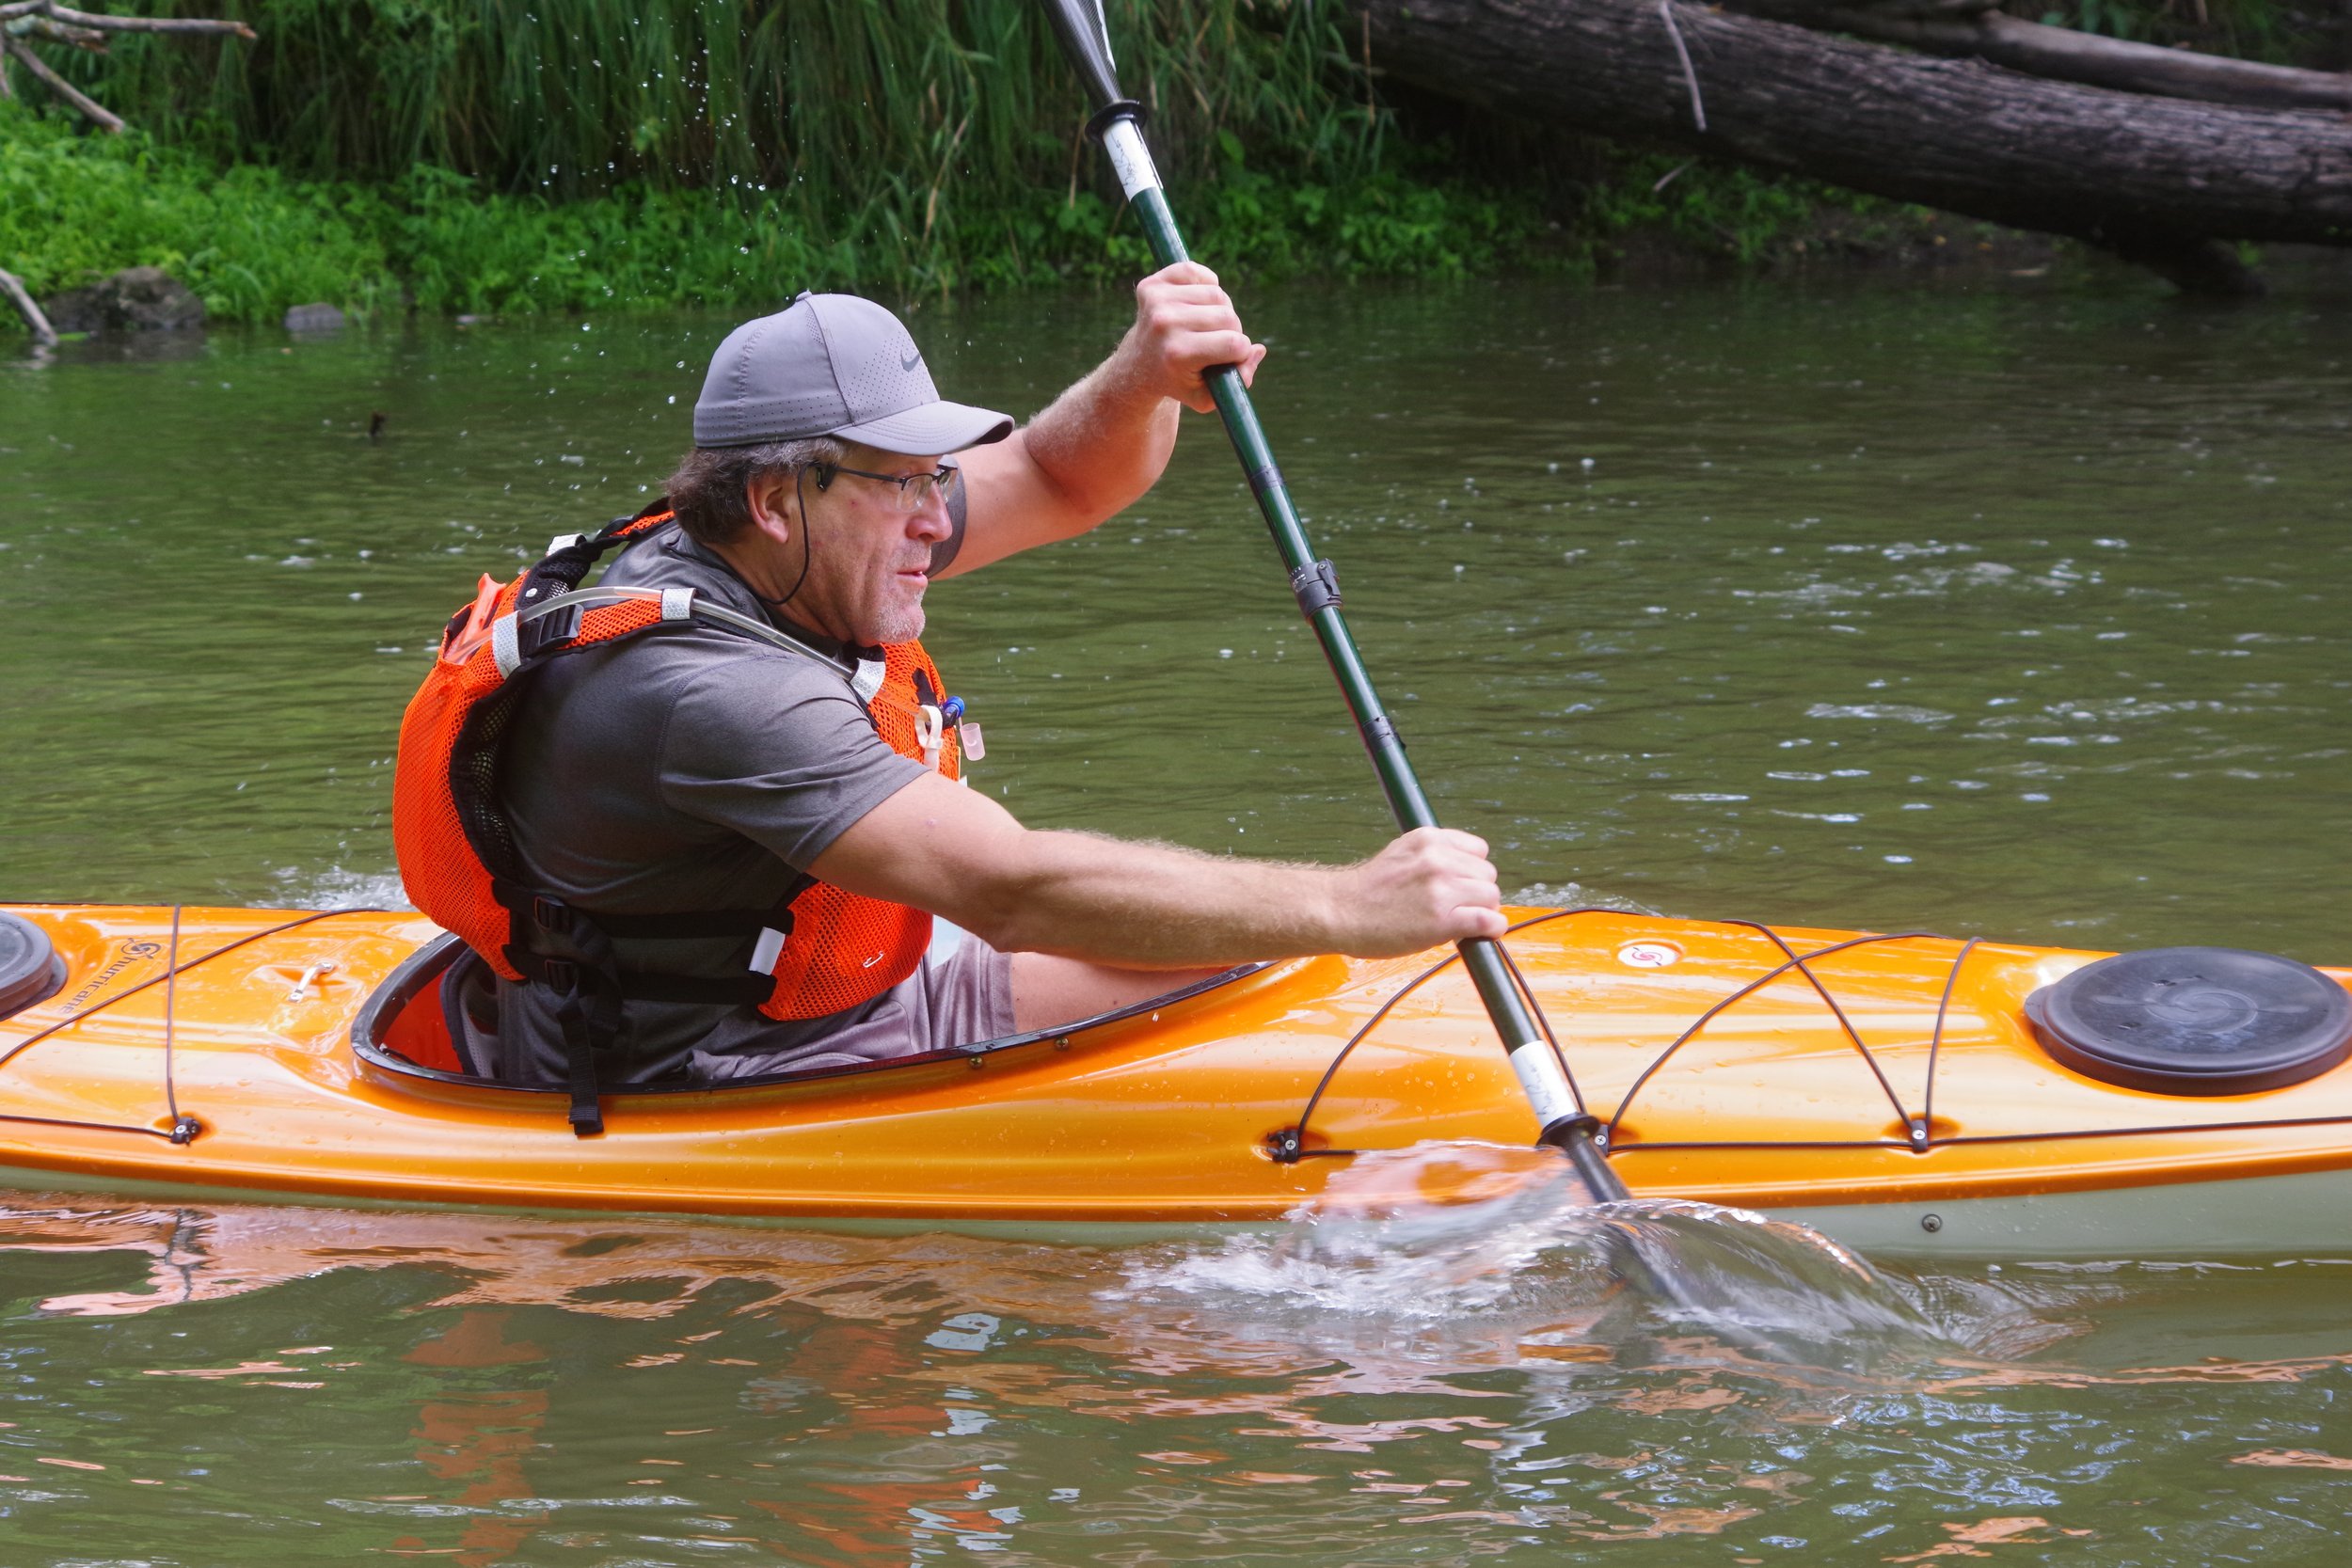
[937,261,1266,578]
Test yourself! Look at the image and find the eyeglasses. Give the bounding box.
[814,463,961,513]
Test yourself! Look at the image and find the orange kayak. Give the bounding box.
[1,901,2347,1257]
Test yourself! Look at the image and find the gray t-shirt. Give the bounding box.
[487,511,960,1085]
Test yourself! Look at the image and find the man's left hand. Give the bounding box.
[1118,261,1267,414]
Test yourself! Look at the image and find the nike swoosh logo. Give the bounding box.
[862,950,886,968]
[900,350,921,372]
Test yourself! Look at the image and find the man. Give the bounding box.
[474,263,1502,1090]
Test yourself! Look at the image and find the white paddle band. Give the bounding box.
[1507,1040,1581,1130]
[1102,119,1162,199]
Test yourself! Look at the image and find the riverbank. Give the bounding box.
[0,103,1559,325]
[8,0,2340,335]
[5,101,2040,333]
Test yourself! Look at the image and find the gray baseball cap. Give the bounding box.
[692,291,1013,453]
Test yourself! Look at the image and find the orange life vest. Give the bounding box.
[390,505,961,1132]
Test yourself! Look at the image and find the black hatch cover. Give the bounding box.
[0,913,65,1022]
[2026,945,2352,1097]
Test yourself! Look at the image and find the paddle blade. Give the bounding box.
[1039,0,1124,110]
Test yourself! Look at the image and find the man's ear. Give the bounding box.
[743,470,797,544]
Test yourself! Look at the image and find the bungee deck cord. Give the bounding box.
[0,907,368,1143]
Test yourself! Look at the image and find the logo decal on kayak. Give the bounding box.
[1616,941,1682,970]
[60,939,166,1014]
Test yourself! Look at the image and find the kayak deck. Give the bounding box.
[1,903,2349,1238]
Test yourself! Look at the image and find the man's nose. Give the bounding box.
[908,492,954,543]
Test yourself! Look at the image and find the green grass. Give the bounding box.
[1,101,1565,327]
[1582,153,1920,266]
[2034,0,2336,62]
[0,107,403,318]
[47,1,1393,245]
[4,0,1527,323]
[6,0,2113,332]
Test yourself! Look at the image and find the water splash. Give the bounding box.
[1118,1142,1949,1372]
[267,864,411,911]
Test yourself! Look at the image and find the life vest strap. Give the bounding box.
[513,952,775,1008]
[581,908,795,941]
[492,879,804,947]
[514,586,856,678]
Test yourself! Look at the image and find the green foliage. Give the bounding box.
[1582,154,1891,265]
[2026,0,2329,64]
[2039,0,2153,41]
[42,0,1394,280]
[1,0,2020,332]
[3,0,1579,322]
[1,96,1562,329]
[0,104,401,316]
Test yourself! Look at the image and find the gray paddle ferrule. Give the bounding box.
[1290,559,1342,619]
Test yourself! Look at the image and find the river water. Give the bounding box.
[3,274,2350,1562]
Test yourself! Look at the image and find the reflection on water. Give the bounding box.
[5,1182,2352,1562]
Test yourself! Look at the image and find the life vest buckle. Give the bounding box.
[915,704,945,772]
[521,601,584,658]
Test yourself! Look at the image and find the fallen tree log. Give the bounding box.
[1730,0,2352,113]
[1349,0,2352,293]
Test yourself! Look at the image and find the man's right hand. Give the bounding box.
[1326,827,1506,958]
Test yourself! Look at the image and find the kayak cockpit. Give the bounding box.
[352,929,1270,1106]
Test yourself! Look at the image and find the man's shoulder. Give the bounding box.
[600,521,746,602]
[538,527,856,714]
[666,635,860,710]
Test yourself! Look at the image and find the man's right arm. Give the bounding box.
[808,772,1505,968]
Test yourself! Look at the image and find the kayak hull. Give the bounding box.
[1773,1165,2352,1259]
[2,903,2348,1256]
[5,1160,2347,1262]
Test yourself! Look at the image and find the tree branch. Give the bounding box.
[0,266,60,348]
[1,29,121,130]
[0,2,252,39]
[5,14,109,51]
[44,4,253,39]
[1728,0,2352,111]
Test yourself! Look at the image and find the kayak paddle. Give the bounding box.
[1037,0,1630,1207]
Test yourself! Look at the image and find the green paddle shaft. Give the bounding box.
[1038,0,1625,1203]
